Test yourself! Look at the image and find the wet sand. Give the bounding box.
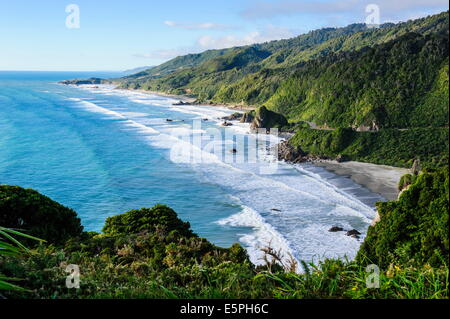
[314,161,410,201]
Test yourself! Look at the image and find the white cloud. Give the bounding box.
[196,25,295,49]
[134,49,190,60]
[241,0,448,20]
[163,20,235,30]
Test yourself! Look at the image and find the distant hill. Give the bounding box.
[117,11,449,130]
[122,66,154,75]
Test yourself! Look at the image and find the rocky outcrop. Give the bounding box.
[411,159,421,175]
[335,154,349,163]
[240,111,255,123]
[222,112,243,121]
[59,78,104,85]
[173,101,193,106]
[250,106,288,131]
[277,141,306,163]
[327,226,361,239]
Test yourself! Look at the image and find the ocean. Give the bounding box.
[0,71,384,267]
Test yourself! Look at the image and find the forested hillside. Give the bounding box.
[118,12,448,130]
[1,177,448,299]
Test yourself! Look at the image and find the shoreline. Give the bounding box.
[121,87,257,112]
[84,85,408,203]
[313,160,410,201]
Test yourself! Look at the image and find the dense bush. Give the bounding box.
[398,174,417,191]
[251,106,288,129]
[0,185,83,245]
[357,167,449,268]
[102,204,194,238]
[0,186,448,299]
[289,127,449,168]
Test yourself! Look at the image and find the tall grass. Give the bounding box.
[260,259,449,299]
[0,226,44,291]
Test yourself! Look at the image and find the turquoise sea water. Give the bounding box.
[0,71,384,266]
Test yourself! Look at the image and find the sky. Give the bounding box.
[0,0,448,71]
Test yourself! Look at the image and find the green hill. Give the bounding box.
[117,12,448,130]
[112,12,450,169]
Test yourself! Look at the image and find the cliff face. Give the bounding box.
[116,12,449,130]
[250,106,288,131]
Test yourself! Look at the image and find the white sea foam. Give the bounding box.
[217,205,298,268]
[66,85,378,270]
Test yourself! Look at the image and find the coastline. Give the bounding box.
[313,160,410,201]
[83,85,407,203]
[121,87,257,112]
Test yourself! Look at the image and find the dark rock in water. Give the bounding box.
[173,100,193,106]
[329,226,344,232]
[222,113,242,121]
[250,106,288,132]
[240,111,255,123]
[277,141,306,163]
[351,234,360,239]
[166,119,173,122]
[271,208,282,212]
[335,154,349,163]
[346,229,361,237]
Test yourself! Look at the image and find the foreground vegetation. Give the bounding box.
[0,167,448,299]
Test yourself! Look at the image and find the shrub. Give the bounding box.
[0,186,83,245]
[357,167,449,268]
[102,204,194,238]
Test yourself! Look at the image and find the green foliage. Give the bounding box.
[357,167,449,268]
[102,204,194,238]
[0,185,83,245]
[398,174,417,191]
[0,226,43,291]
[266,32,449,129]
[289,127,449,168]
[0,186,448,299]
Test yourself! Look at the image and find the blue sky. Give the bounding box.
[0,0,448,71]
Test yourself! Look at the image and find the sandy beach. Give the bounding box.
[123,88,257,112]
[314,160,411,201]
[117,86,408,202]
